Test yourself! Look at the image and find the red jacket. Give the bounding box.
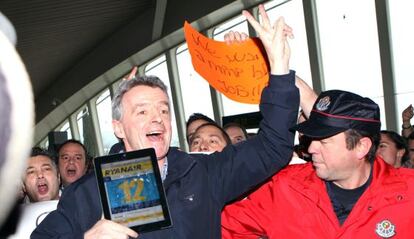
[222,158,414,239]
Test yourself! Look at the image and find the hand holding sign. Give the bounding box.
[184,6,294,104]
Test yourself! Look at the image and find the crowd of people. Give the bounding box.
[2,3,414,239]
[18,139,90,204]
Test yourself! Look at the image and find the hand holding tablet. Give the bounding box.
[94,148,171,233]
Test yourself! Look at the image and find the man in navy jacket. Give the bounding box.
[32,8,306,239]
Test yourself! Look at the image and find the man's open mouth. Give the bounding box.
[37,182,49,194]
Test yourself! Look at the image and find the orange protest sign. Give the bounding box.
[184,21,269,104]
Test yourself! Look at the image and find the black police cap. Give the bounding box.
[292,90,381,138]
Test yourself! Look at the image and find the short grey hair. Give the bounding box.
[112,75,169,120]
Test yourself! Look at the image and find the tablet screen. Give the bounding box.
[94,148,171,233]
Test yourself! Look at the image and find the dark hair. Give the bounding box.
[190,122,231,146]
[31,147,54,159]
[380,130,409,163]
[30,147,56,168]
[108,141,125,155]
[186,113,215,143]
[294,135,312,162]
[344,129,380,163]
[57,139,89,166]
[186,113,215,130]
[223,122,248,139]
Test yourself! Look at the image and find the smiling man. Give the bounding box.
[32,9,302,239]
[112,84,172,163]
[23,147,60,202]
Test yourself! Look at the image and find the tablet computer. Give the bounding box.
[94,148,171,233]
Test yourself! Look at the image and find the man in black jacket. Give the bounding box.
[31,8,309,239]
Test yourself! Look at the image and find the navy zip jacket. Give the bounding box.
[31,72,299,239]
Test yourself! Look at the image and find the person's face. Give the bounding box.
[113,85,172,160]
[187,119,208,143]
[23,156,60,202]
[58,143,87,186]
[225,126,247,144]
[190,125,227,153]
[408,139,414,164]
[308,132,361,185]
[376,133,403,168]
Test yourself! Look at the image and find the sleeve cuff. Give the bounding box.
[268,70,296,89]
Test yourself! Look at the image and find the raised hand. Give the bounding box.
[242,4,293,75]
[401,104,414,137]
[402,104,414,124]
[223,5,317,114]
[123,66,138,81]
[224,31,249,44]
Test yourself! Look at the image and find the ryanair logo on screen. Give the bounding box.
[103,161,152,177]
[375,219,396,238]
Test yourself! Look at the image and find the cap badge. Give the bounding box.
[316,96,331,111]
[375,220,396,238]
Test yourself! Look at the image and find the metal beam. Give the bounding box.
[152,0,168,41]
[166,49,188,151]
[302,0,324,94]
[375,0,397,131]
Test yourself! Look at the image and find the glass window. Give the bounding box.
[37,137,49,149]
[389,1,414,94]
[213,15,248,41]
[389,1,414,131]
[56,120,72,139]
[77,107,87,143]
[145,55,180,147]
[264,0,312,87]
[316,0,385,125]
[176,43,215,121]
[96,89,118,154]
[213,15,259,116]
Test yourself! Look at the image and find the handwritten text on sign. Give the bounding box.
[184,21,269,104]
